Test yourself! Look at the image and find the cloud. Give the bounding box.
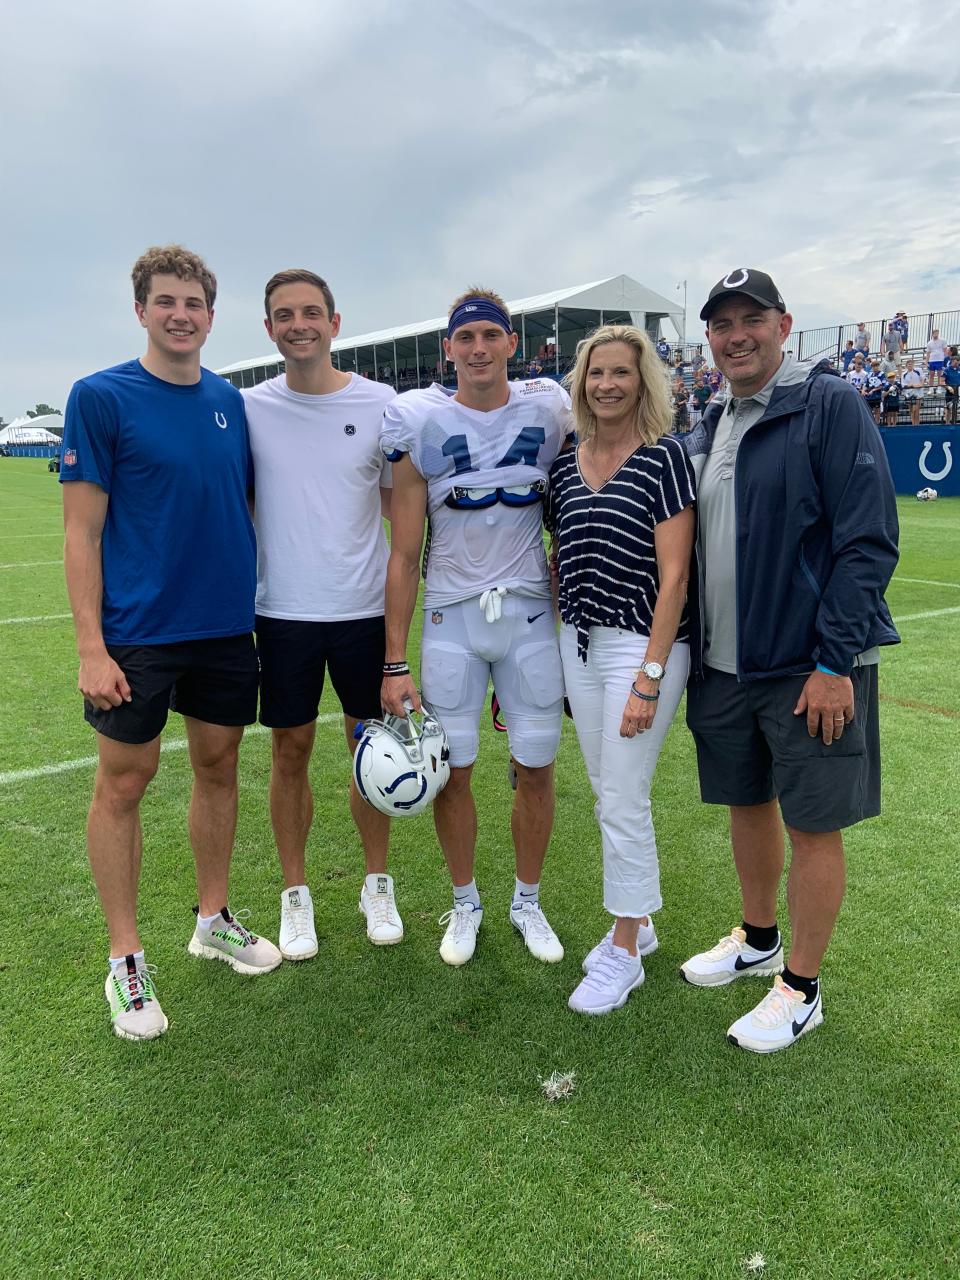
[1,0,958,417]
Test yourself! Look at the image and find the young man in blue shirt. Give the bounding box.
[61,245,281,1043]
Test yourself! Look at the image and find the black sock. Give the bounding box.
[742,920,779,952]
[782,966,819,1003]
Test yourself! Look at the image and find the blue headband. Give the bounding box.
[447,298,512,339]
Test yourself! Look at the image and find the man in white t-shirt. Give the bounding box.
[925,329,947,386]
[380,287,573,968]
[901,358,924,425]
[243,269,401,959]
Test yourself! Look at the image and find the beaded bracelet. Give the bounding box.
[630,684,660,701]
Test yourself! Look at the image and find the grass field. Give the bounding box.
[1,456,957,1279]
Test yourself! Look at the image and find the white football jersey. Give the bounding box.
[381,379,573,607]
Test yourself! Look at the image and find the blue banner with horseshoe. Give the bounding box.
[878,426,958,496]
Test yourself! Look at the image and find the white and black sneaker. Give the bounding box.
[359,873,403,945]
[726,976,824,1053]
[279,885,318,961]
[680,927,783,987]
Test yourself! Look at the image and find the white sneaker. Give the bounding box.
[104,956,168,1041]
[680,927,783,987]
[438,902,482,966]
[583,919,658,973]
[359,873,404,945]
[568,944,645,1015]
[510,901,564,963]
[187,908,282,975]
[279,886,318,961]
[726,976,824,1053]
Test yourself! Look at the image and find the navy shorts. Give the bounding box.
[256,614,385,727]
[686,664,881,833]
[84,634,258,745]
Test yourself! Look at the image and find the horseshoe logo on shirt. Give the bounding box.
[214,411,228,430]
[722,269,749,289]
[919,440,952,482]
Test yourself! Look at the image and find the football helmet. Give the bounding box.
[916,487,938,501]
[353,701,451,817]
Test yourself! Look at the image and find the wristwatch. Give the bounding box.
[638,660,665,682]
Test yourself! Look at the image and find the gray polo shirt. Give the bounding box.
[697,356,878,674]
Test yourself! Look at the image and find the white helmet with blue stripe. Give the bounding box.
[353,701,451,817]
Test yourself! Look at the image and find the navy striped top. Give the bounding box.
[547,436,696,660]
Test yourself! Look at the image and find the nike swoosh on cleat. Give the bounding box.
[734,950,780,971]
[791,996,821,1037]
[527,612,546,623]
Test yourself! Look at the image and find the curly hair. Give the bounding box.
[565,324,674,446]
[131,245,217,309]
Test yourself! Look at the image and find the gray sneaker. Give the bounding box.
[188,908,282,975]
[105,956,168,1041]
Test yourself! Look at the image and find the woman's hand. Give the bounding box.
[620,672,659,737]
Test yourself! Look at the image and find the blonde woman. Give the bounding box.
[548,325,695,1014]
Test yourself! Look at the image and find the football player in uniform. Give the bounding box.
[380,288,573,966]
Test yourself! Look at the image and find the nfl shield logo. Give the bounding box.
[64,449,77,466]
[431,610,443,625]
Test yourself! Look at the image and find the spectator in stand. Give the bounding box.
[882,372,901,426]
[881,323,901,365]
[656,337,671,363]
[692,351,708,375]
[891,311,909,353]
[528,357,544,378]
[854,323,871,357]
[690,374,712,428]
[672,383,689,433]
[864,361,885,424]
[706,366,723,395]
[840,340,857,372]
[944,355,960,424]
[881,348,899,378]
[925,329,947,385]
[673,352,687,381]
[845,354,869,392]
[901,358,924,425]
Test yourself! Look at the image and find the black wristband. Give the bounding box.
[630,684,660,701]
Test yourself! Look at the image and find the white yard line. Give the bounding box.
[895,605,960,623]
[0,532,63,540]
[0,560,61,569]
[0,712,343,787]
[0,612,71,626]
[895,576,960,591]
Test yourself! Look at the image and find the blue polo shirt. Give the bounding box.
[61,359,256,645]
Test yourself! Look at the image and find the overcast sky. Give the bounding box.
[3,0,959,420]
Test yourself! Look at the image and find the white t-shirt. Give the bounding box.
[926,338,946,363]
[243,373,394,621]
[380,379,573,608]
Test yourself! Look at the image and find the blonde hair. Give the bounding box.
[447,285,510,317]
[565,324,674,446]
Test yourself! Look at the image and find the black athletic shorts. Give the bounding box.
[686,664,881,833]
[84,634,259,745]
[255,614,385,727]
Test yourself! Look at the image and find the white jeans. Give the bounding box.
[560,625,690,919]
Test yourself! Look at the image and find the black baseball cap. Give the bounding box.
[700,268,786,321]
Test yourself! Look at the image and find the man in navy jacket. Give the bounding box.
[680,268,899,1054]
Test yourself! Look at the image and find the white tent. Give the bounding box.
[217,275,686,380]
[0,415,62,445]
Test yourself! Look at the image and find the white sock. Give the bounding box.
[453,879,481,911]
[196,910,223,930]
[512,878,540,908]
[109,949,144,973]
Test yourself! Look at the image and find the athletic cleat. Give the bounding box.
[438,902,482,966]
[359,873,404,945]
[680,927,783,987]
[583,919,658,973]
[726,976,824,1054]
[188,907,282,975]
[510,901,564,963]
[279,886,318,961]
[105,956,168,1042]
[568,945,645,1015]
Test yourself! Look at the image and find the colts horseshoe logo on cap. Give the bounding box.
[722,269,749,289]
